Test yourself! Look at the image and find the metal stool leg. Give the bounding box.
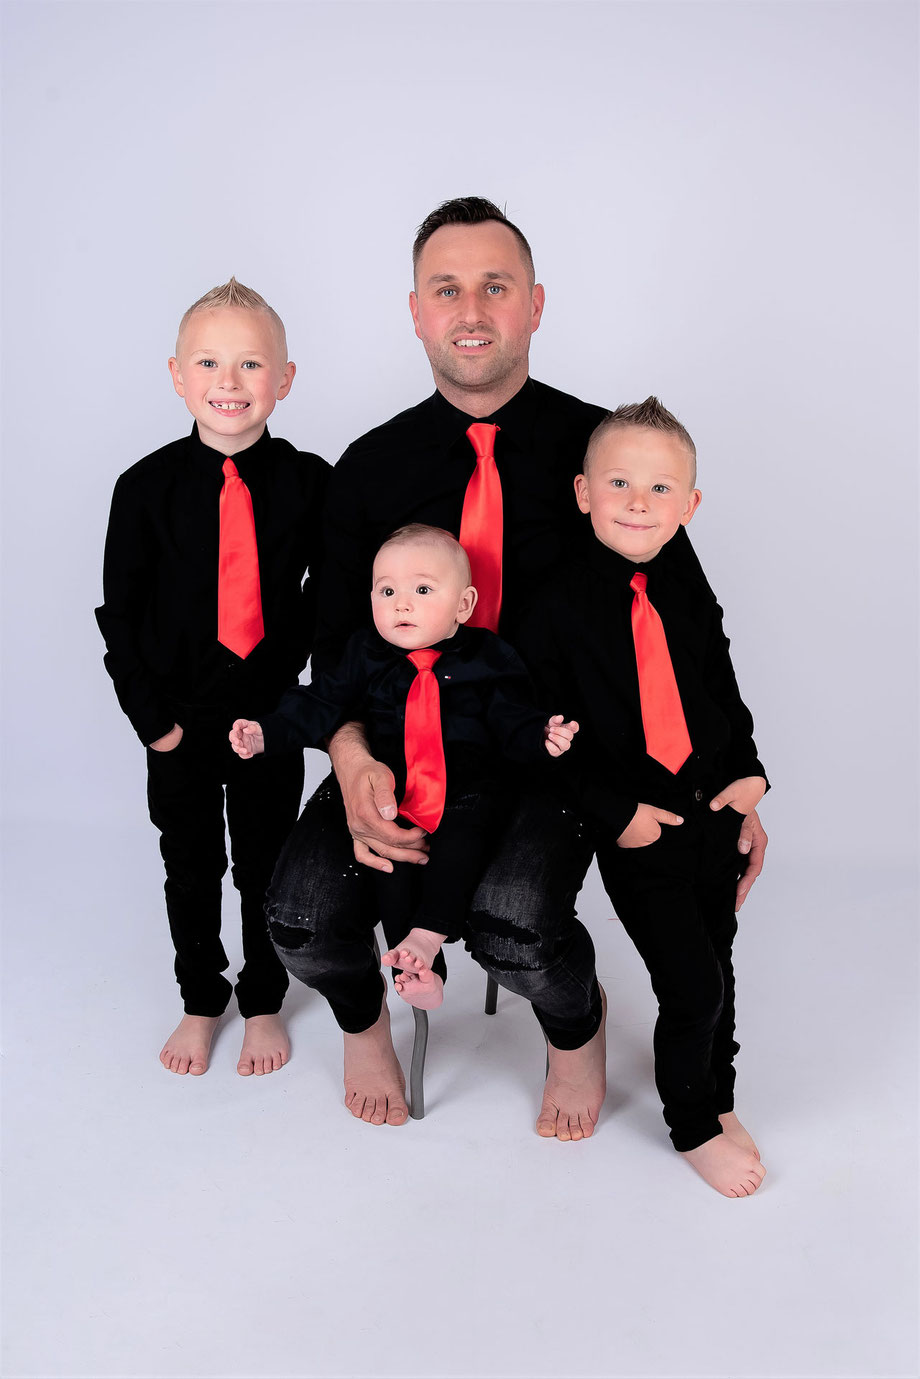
[409,1008,429,1120]
[484,974,499,1015]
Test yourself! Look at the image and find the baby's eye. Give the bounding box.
[416,585,431,595]
[611,478,627,488]
[379,587,394,598]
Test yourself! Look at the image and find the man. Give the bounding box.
[267,197,768,1136]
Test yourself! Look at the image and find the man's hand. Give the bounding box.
[149,723,183,752]
[229,719,264,759]
[617,802,684,848]
[709,779,768,912]
[328,721,429,874]
[544,715,579,757]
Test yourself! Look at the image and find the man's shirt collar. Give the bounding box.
[430,378,538,455]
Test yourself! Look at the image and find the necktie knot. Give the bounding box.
[465,422,499,462]
[408,649,441,674]
[222,457,240,479]
[629,572,648,595]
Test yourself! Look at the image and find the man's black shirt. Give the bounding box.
[516,538,767,841]
[95,424,330,745]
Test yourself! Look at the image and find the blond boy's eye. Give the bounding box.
[242,361,260,369]
[199,359,217,368]
[652,484,670,494]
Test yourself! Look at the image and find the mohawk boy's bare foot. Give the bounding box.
[237,1014,290,1076]
[391,951,444,1010]
[682,1132,766,1197]
[159,1014,220,1076]
[536,986,607,1142]
[719,1110,760,1159]
[343,995,408,1126]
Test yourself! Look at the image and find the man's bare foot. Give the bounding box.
[343,994,409,1126]
[719,1110,760,1159]
[237,1013,290,1076]
[159,1014,220,1075]
[536,986,607,1142]
[382,928,447,1011]
[682,1131,766,1197]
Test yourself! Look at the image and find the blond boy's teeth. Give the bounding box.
[211,401,249,410]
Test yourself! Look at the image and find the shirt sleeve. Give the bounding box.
[259,632,372,756]
[312,449,374,672]
[704,599,769,790]
[94,473,176,747]
[482,640,553,765]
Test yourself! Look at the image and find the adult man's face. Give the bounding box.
[409,221,545,407]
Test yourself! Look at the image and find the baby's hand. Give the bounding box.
[544,714,579,757]
[617,802,684,848]
[709,776,767,817]
[229,719,264,759]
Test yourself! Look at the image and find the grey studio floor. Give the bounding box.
[2,802,917,1379]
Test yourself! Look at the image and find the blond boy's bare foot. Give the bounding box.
[536,986,607,1142]
[237,1014,290,1076]
[719,1110,760,1159]
[159,1014,220,1075]
[391,951,444,1010]
[343,995,408,1126]
[682,1131,766,1197]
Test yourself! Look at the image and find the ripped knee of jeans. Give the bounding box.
[265,901,314,952]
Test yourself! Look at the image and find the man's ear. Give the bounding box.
[680,488,702,526]
[408,291,422,341]
[530,282,546,335]
[574,474,591,514]
[167,357,185,398]
[276,361,296,400]
[456,585,478,624]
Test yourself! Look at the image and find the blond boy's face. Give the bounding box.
[575,427,702,563]
[168,306,295,455]
[371,542,477,651]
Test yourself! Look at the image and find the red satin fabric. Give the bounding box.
[218,457,264,659]
[399,649,446,832]
[460,422,502,633]
[629,572,692,774]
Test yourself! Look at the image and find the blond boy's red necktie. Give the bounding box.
[629,572,692,774]
[218,458,264,659]
[399,649,446,832]
[460,422,502,632]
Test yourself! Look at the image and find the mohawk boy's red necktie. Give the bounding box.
[459,422,502,632]
[629,572,692,774]
[218,458,264,659]
[399,649,446,832]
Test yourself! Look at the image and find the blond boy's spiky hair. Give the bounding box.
[175,276,288,359]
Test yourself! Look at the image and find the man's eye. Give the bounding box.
[439,288,457,298]
[485,284,504,295]
[416,586,431,595]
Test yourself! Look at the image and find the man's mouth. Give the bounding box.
[453,338,491,349]
[209,401,250,412]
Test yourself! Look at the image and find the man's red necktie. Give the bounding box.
[460,422,502,632]
[629,572,692,774]
[218,457,264,659]
[399,649,446,832]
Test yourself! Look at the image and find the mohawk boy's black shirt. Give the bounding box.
[515,538,767,841]
[314,378,707,670]
[95,424,330,746]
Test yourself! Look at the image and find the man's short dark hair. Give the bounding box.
[412,197,535,282]
[585,397,698,485]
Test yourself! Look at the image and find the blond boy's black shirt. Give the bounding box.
[95,424,330,745]
[516,538,767,841]
[314,379,705,669]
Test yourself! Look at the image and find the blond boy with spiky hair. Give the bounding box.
[96,279,330,1077]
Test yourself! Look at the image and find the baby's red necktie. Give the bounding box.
[459,422,502,632]
[629,572,692,774]
[218,457,264,659]
[399,649,446,832]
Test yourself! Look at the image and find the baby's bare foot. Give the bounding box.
[343,995,408,1126]
[394,962,444,1010]
[159,1014,220,1075]
[682,1131,766,1197]
[719,1110,760,1159]
[536,986,607,1142]
[238,1013,290,1076]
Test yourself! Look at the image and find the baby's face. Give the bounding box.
[371,542,476,650]
[575,427,701,562]
[168,306,294,455]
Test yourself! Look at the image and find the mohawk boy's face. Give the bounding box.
[168,307,294,455]
[575,427,702,563]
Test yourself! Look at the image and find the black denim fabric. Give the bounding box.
[266,775,601,1048]
[595,797,745,1152]
[146,722,304,1017]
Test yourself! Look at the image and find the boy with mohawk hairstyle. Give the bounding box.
[96,277,329,1077]
[518,397,770,1196]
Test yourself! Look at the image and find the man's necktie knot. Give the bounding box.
[466,421,499,461]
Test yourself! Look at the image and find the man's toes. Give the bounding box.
[238,1057,254,1076]
[386,1099,408,1125]
[346,1091,366,1118]
[536,1107,559,1138]
[189,1058,207,1075]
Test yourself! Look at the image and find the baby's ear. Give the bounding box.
[456,585,478,624]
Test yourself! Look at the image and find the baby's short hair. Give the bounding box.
[375,524,471,584]
[176,276,288,359]
[585,396,697,486]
